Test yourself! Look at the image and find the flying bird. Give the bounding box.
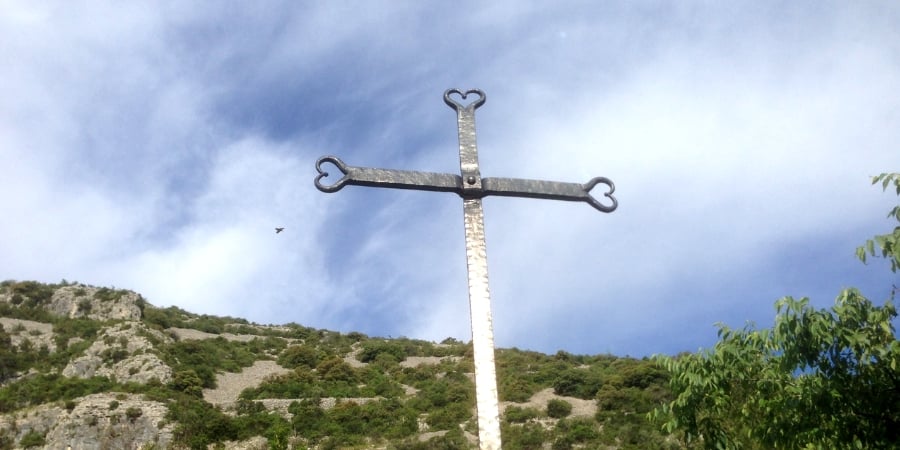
[275,227,284,234]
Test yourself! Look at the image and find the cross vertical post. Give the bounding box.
[445,89,501,449]
[314,89,617,449]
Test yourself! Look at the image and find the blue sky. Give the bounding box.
[2,2,898,357]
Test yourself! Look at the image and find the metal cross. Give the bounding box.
[315,89,617,449]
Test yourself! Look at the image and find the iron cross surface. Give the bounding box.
[315,89,617,450]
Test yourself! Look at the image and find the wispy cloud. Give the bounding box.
[1,2,897,356]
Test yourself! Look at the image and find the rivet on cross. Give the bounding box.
[315,89,617,450]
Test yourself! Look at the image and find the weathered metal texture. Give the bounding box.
[463,197,501,450]
[314,158,617,212]
[446,89,501,450]
[315,89,618,450]
[444,89,485,194]
[315,155,460,193]
[482,176,616,212]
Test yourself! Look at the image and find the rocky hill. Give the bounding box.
[0,280,677,449]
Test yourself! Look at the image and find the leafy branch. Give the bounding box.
[856,173,900,273]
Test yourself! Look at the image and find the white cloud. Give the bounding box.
[2,2,898,356]
[395,4,900,353]
[109,137,333,321]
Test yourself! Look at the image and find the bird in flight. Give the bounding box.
[275,227,284,234]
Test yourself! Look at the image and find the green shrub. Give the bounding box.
[278,344,319,369]
[556,417,599,443]
[552,368,603,399]
[262,416,291,450]
[126,406,143,421]
[598,412,681,449]
[168,396,237,449]
[414,376,472,411]
[316,357,357,382]
[19,430,45,448]
[426,402,471,430]
[100,347,129,364]
[0,282,56,322]
[77,298,92,314]
[9,281,55,305]
[371,351,400,370]
[361,368,404,398]
[0,374,114,413]
[504,405,540,423]
[393,426,469,449]
[346,331,367,342]
[242,365,378,400]
[191,316,225,334]
[595,385,656,415]
[235,398,266,415]
[552,435,575,450]
[141,306,176,329]
[52,318,102,349]
[246,336,287,356]
[94,287,125,303]
[547,398,572,418]
[620,362,668,389]
[358,340,407,363]
[158,338,256,388]
[170,370,204,397]
[499,376,537,402]
[503,422,547,448]
[289,399,327,440]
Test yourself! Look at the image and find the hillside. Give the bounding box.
[0,280,678,449]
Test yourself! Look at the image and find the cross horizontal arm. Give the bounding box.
[315,156,460,194]
[482,176,617,212]
[316,156,617,212]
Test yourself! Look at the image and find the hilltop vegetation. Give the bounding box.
[0,279,676,449]
[651,173,900,449]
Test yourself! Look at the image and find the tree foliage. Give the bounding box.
[653,173,900,449]
[857,173,900,273]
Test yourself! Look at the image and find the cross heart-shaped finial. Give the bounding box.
[444,88,486,112]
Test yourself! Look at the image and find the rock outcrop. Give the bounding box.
[0,393,174,449]
[63,322,174,385]
[49,285,143,321]
[0,317,57,353]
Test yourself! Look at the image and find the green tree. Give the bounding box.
[857,173,900,272]
[652,173,900,449]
